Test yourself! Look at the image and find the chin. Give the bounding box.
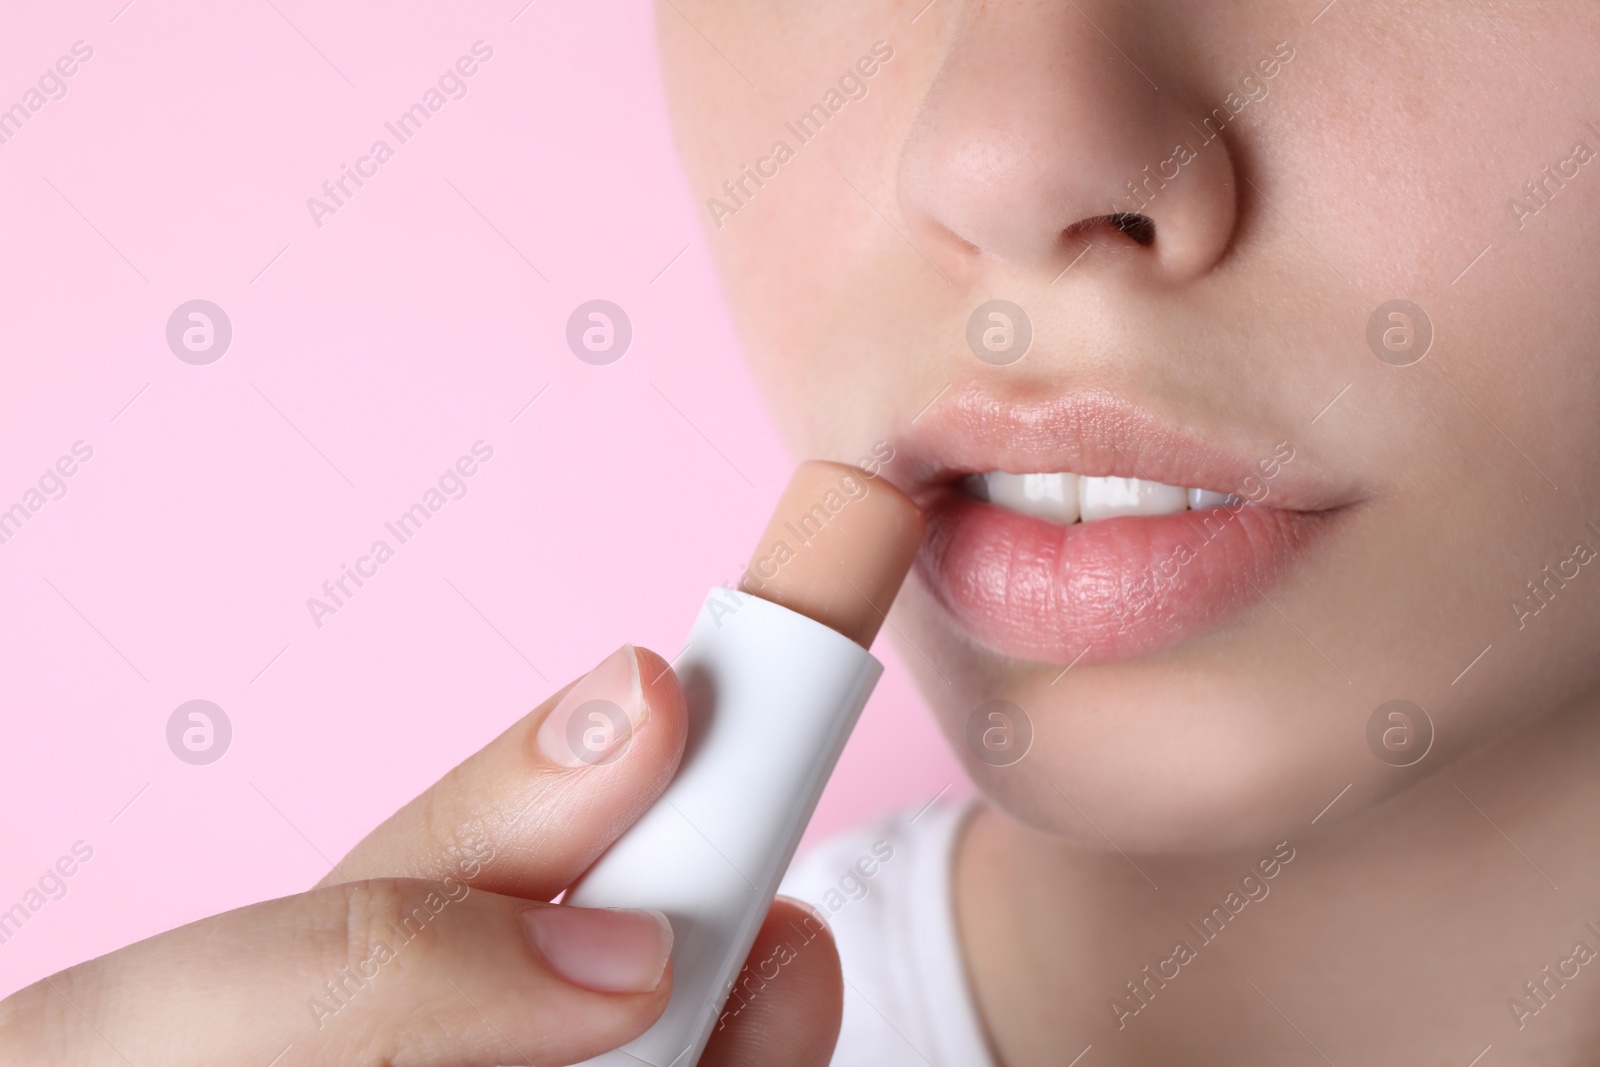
[893,574,1409,855]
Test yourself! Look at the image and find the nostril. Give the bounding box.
[1108,212,1156,247]
[1063,212,1157,251]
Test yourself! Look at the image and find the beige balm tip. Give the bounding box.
[737,461,925,648]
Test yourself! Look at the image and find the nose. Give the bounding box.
[897,1,1239,283]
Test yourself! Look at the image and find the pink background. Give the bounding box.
[0,0,967,997]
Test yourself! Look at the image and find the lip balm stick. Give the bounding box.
[566,461,924,1067]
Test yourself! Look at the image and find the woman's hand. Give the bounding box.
[0,645,843,1066]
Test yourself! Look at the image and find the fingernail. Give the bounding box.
[535,644,645,768]
[520,906,674,994]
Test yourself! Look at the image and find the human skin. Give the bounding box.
[0,648,844,1066]
[657,1,1600,1063]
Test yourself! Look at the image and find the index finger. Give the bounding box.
[319,644,688,902]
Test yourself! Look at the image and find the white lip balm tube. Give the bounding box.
[565,460,925,1067]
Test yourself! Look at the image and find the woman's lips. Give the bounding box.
[883,383,1361,665]
[916,489,1335,664]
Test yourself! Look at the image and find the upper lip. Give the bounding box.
[884,380,1362,513]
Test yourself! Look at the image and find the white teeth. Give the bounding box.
[1187,488,1237,510]
[1078,476,1188,522]
[981,472,1080,524]
[968,472,1237,524]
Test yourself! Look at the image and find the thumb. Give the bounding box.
[1,878,674,1067]
[699,897,844,1067]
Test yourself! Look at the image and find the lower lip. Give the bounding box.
[915,491,1335,665]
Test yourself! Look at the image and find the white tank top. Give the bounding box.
[778,800,996,1067]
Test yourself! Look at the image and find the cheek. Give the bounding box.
[657,4,934,453]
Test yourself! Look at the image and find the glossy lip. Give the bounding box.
[888,383,1359,511]
[882,382,1362,665]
